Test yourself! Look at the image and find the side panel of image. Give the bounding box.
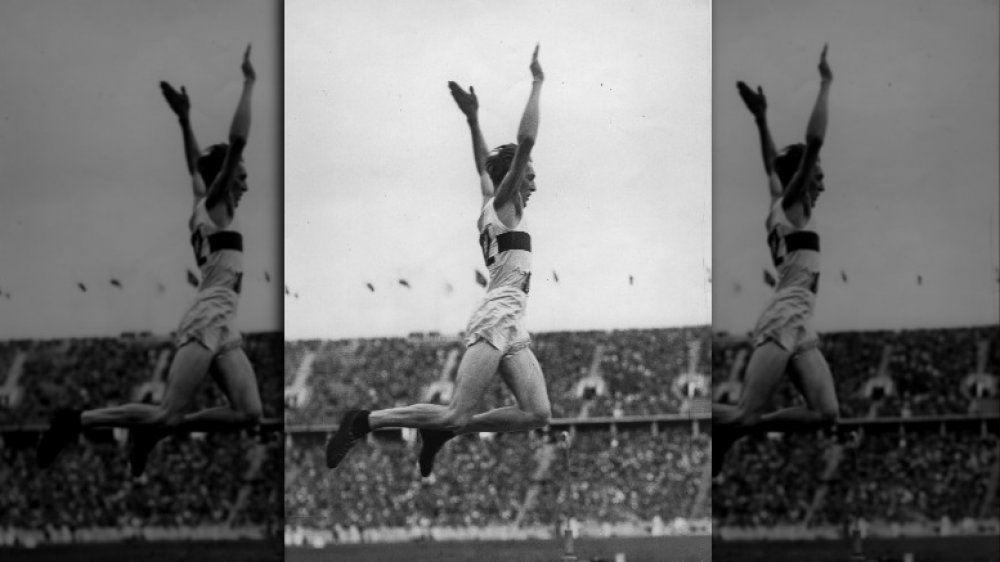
[711,1,999,561]
[0,1,283,560]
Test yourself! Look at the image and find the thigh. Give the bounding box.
[498,348,550,413]
[737,342,792,416]
[210,347,262,414]
[449,342,504,414]
[161,343,215,414]
[788,348,838,415]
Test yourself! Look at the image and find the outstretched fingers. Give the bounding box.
[448,81,478,116]
[818,43,832,82]
[159,81,190,116]
[242,43,256,82]
[736,80,766,116]
[530,43,543,81]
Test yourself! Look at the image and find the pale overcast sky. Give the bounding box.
[285,0,713,339]
[0,0,281,339]
[713,0,999,334]
[3,0,993,342]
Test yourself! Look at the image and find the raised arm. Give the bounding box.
[206,45,254,211]
[448,82,494,200]
[782,45,831,209]
[737,81,782,200]
[160,81,204,198]
[494,44,543,211]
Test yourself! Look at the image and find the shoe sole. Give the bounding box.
[326,411,362,469]
[418,430,452,477]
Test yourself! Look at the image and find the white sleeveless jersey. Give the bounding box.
[189,198,244,294]
[478,198,532,294]
[766,199,820,295]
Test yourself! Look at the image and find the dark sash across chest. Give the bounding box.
[191,230,244,266]
[481,230,531,266]
[767,230,819,267]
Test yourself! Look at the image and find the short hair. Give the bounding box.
[197,143,229,187]
[774,143,805,188]
[485,143,518,187]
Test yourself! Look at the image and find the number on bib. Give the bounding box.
[479,230,495,266]
[191,230,207,266]
[767,229,784,267]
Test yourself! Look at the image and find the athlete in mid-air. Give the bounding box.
[327,45,550,477]
[38,46,262,476]
[712,45,839,476]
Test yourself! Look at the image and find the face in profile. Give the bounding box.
[232,162,248,207]
[519,162,537,207]
[808,163,825,207]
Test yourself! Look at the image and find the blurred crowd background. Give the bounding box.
[0,333,283,535]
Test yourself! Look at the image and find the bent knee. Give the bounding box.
[817,405,839,425]
[728,408,761,429]
[529,405,551,428]
[152,408,184,429]
[241,407,263,426]
[441,409,473,433]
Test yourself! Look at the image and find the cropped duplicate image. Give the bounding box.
[0,1,283,561]
[283,1,712,561]
[710,1,999,561]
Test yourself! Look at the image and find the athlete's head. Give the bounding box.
[198,143,248,206]
[775,143,824,207]
[486,143,537,207]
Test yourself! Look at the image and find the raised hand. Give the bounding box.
[241,44,256,83]
[818,43,832,83]
[529,43,543,82]
[736,81,767,118]
[448,81,479,119]
[160,81,190,118]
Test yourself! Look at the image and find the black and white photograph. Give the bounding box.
[282,1,712,561]
[0,1,283,560]
[4,0,996,561]
[710,1,999,561]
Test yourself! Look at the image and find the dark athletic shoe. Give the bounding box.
[37,409,82,468]
[326,410,369,469]
[129,427,166,477]
[418,429,455,477]
[711,426,740,477]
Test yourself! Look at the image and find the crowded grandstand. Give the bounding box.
[0,333,283,550]
[284,328,712,559]
[712,325,999,561]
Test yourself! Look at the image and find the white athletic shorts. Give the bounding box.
[753,288,818,355]
[464,286,531,357]
[175,287,242,355]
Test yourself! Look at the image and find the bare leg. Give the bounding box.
[754,347,838,431]
[714,341,791,431]
[752,405,829,431]
[717,346,838,434]
[712,402,738,418]
[38,343,211,468]
[79,403,165,428]
[712,340,793,475]
[177,347,262,432]
[368,342,502,432]
[81,343,213,429]
[458,347,550,434]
